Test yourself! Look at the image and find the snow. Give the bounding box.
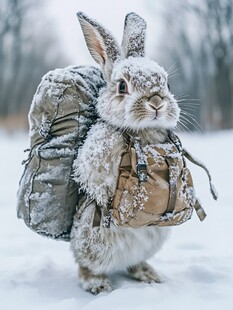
[0,130,233,310]
[112,57,167,93]
[121,12,146,58]
[73,122,123,207]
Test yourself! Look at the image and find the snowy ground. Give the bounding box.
[0,130,232,310]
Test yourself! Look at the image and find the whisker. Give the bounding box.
[179,102,199,107]
[178,119,195,133]
[179,114,203,133]
[167,62,177,74]
[168,73,182,79]
[177,99,200,104]
[175,122,185,133]
[179,105,199,112]
[177,120,192,133]
[174,92,189,98]
[167,62,181,78]
[178,104,200,110]
[180,110,201,123]
[177,98,200,102]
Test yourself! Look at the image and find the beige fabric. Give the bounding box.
[112,141,196,227]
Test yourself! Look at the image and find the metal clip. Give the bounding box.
[133,137,148,183]
[136,163,148,182]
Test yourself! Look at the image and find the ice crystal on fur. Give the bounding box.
[112,57,167,93]
[73,123,124,206]
[122,12,146,58]
[71,201,170,275]
[69,11,180,293]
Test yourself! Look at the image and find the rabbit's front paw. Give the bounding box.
[79,266,113,295]
[127,261,164,284]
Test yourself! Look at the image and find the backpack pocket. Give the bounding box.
[111,143,196,228]
[17,143,78,240]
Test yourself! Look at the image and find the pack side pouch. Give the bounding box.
[17,108,80,240]
[112,148,170,227]
[112,144,196,228]
[17,145,77,240]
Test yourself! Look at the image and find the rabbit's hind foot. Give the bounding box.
[127,261,164,284]
[79,266,113,295]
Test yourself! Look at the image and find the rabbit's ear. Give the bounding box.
[121,12,147,58]
[77,12,120,78]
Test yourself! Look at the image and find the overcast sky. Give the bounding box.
[45,0,162,66]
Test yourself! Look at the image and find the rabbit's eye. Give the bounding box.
[167,83,170,91]
[118,80,128,94]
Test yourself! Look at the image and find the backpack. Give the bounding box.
[110,131,218,228]
[17,65,105,241]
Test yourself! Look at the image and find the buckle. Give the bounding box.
[136,163,148,182]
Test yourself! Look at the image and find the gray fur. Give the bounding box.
[121,12,147,58]
[77,12,121,80]
[71,12,180,294]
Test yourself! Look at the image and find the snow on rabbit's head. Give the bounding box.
[77,12,180,131]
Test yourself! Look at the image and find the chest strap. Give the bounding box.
[165,157,179,213]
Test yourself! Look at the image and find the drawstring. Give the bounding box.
[168,130,218,201]
[183,148,218,201]
[22,100,62,166]
[167,130,218,222]
[22,143,39,165]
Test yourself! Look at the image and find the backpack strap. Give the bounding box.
[133,137,148,182]
[122,132,148,183]
[165,157,179,213]
[193,198,207,221]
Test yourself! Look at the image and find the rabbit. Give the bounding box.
[70,11,180,295]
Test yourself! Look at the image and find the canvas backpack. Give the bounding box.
[110,131,218,228]
[17,65,105,241]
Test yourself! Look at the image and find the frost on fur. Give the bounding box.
[121,12,147,58]
[72,122,125,206]
[112,57,168,93]
[69,11,182,293]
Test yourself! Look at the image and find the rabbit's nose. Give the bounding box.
[148,95,164,110]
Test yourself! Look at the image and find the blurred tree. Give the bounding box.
[0,0,67,120]
[148,0,233,130]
